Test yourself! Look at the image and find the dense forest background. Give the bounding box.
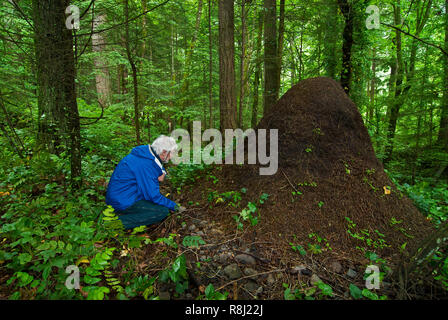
[0,0,447,300]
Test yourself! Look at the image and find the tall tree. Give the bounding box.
[92,13,111,107]
[218,0,237,131]
[238,0,247,128]
[384,2,404,164]
[438,0,448,148]
[275,0,285,96]
[251,9,263,128]
[263,0,279,116]
[337,0,354,94]
[323,0,339,79]
[124,0,140,144]
[32,0,81,186]
[208,0,214,129]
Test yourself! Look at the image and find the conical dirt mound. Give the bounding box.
[179,77,434,285]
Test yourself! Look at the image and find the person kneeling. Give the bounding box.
[105,135,185,230]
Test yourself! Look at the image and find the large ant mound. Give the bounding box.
[180,77,434,286]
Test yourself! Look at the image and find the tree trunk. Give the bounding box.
[276,0,285,95]
[208,0,213,129]
[179,0,203,127]
[438,0,448,148]
[32,0,81,186]
[124,0,140,144]
[218,0,237,131]
[384,2,404,164]
[368,48,376,125]
[251,10,263,129]
[338,0,354,95]
[263,0,279,116]
[323,0,338,79]
[238,0,247,128]
[92,14,111,107]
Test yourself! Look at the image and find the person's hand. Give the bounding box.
[171,204,186,214]
[158,173,166,182]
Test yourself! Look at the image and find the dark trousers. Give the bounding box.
[116,200,169,230]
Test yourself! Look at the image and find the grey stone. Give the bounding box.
[266,274,275,285]
[215,252,232,263]
[347,268,357,278]
[310,274,322,285]
[188,224,197,231]
[243,268,258,278]
[256,286,264,295]
[244,280,260,293]
[235,254,256,265]
[223,264,242,280]
[330,261,342,273]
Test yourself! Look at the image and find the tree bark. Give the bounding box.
[124,0,140,144]
[92,14,111,107]
[438,0,448,148]
[275,0,285,95]
[251,10,263,129]
[208,0,213,129]
[238,0,247,128]
[263,0,279,116]
[32,0,81,186]
[323,0,339,79]
[218,0,237,131]
[338,0,354,95]
[384,2,404,164]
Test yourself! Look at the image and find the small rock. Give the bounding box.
[195,231,205,236]
[347,268,357,278]
[211,228,224,235]
[310,274,322,285]
[158,291,170,300]
[223,264,242,280]
[188,224,197,231]
[215,252,232,263]
[330,261,342,273]
[244,268,258,278]
[256,286,264,295]
[244,280,260,293]
[267,274,275,285]
[235,254,256,265]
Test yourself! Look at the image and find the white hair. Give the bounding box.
[151,135,178,155]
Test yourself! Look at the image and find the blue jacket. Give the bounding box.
[106,145,177,211]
